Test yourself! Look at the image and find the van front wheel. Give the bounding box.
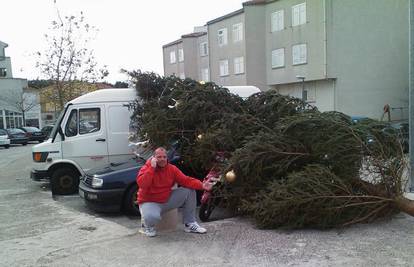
[51,167,79,195]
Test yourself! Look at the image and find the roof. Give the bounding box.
[68,88,137,105]
[163,31,207,48]
[162,38,183,48]
[0,40,8,48]
[207,8,244,25]
[182,32,207,38]
[243,0,267,6]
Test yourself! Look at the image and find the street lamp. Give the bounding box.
[296,75,306,101]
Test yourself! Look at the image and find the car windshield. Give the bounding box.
[23,127,40,132]
[9,128,25,134]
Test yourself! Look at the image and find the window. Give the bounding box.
[178,48,184,62]
[271,10,284,32]
[218,28,228,46]
[200,42,208,56]
[201,68,209,82]
[292,3,306,26]
[79,108,100,135]
[65,109,78,137]
[232,23,243,42]
[170,51,176,64]
[272,48,285,68]
[179,73,185,79]
[292,44,307,65]
[219,60,229,76]
[234,57,244,74]
[0,68,6,77]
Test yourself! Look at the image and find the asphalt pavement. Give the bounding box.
[0,144,413,267]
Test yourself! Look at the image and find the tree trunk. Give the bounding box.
[395,196,414,216]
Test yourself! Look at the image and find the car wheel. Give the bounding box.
[4,145,10,149]
[39,140,43,143]
[123,184,140,216]
[51,167,80,195]
[22,143,27,146]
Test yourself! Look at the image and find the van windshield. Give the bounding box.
[50,109,67,141]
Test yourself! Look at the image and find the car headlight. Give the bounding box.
[92,177,103,188]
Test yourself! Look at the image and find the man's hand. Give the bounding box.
[202,177,220,191]
[150,157,157,168]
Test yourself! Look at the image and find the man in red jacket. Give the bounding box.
[136,147,216,237]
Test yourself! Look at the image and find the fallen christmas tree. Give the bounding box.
[127,70,414,229]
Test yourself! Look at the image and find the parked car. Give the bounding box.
[40,125,54,139]
[19,127,47,143]
[6,128,29,145]
[0,129,11,149]
[79,157,144,215]
[79,143,181,215]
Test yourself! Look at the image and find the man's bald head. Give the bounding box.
[153,147,168,168]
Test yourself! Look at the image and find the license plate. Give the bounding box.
[79,189,85,198]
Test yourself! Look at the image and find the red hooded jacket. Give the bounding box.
[136,159,203,204]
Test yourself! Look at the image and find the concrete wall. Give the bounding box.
[266,0,327,85]
[197,34,210,81]
[0,78,28,113]
[163,41,185,77]
[276,79,335,111]
[327,0,409,120]
[182,37,199,80]
[208,12,247,86]
[244,4,267,91]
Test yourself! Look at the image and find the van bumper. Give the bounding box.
[31,169,50,181]
[79,182,124,213]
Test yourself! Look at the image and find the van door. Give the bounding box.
[61,105,109,171]
[106,103,133,163]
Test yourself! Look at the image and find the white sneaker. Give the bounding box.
[139,223,157,237]
[184,222,207,234]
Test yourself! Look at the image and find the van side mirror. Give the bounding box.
[58,126,65,141]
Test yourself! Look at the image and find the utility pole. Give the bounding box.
[410,0,414,192]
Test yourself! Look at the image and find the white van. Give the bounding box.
[31,86,261,195]
[31,88,137,194]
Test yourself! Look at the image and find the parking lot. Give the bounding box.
[1,144,414,266]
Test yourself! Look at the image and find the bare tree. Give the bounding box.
[0,89,39,126]
[36,8,108,111]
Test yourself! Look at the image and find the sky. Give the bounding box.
[2,0,245,84]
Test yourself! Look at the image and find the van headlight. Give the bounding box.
[92,177,103,188]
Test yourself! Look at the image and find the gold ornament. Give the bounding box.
[225,170,236,183]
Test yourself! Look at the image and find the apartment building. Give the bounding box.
[207,6,268,90]
[162,27,209,81]
[264,0,408,119]
[163,0,409,120]
[0,40,29,129]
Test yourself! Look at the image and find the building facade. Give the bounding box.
[0,40,28,129]
[163,27,209,81]
[162,0,409,120]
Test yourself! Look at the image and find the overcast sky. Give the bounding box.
[2,0,245,83]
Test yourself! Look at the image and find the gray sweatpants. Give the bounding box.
[139,187,197,227]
